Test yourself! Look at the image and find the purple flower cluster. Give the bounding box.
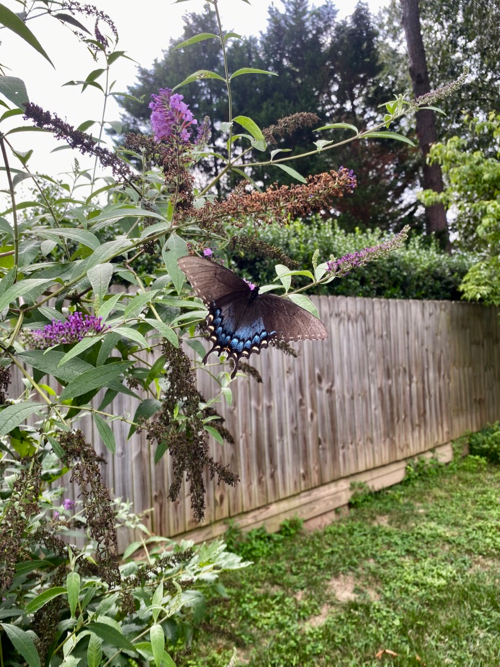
[25,311,106,349]
[63,498,76,510]
[243,278,257,291]
[338,165,357,189]
[149,88,198,143]
[327,226,409,277]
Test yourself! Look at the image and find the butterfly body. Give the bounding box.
[178,256,328,376]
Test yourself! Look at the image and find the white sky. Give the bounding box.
[0,0,391,191]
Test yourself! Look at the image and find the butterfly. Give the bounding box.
[178,256,328,377]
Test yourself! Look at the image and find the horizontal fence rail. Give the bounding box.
[12,297,500,549]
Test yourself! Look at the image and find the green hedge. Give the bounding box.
[227,218,473,300]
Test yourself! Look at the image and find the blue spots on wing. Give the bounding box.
[207,301,276,358]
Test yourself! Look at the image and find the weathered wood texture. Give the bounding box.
[13,297,500,548]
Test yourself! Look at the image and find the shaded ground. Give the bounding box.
[178,455,500,666]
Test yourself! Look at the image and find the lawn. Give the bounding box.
[178,452,500,666]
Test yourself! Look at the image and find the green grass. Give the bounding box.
[177,454,500,666]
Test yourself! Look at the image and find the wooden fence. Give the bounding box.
[14,297,500,549]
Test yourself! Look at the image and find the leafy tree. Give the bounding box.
[420,113,500,304]
[118,0,421,232]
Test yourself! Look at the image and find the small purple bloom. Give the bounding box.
[203,248,213,257]
[63,498,76,510]
[53,511,59,519]
[149,88,197,143]
[25,311,106,350]
[244,279,256,291]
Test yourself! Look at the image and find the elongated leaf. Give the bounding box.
[0,4,53,65]
[174,32,218,50]
[144,318,179,347]
[363,131,415,146]
[88,263,114,311]
[87,633,102,667]
[85,239,131,272]
[275,264,291,292]
[57,336,102,366]
[114,326,149,349]
[86,622,135,652]
[287,293,319,319]
[316,122,358,134]
[274,164,306,183]
[60,361,130,401]
[18,350,93,383]
[94,413,116,454]
[40,228,100,250]
[173,69,226,90]
[0,402,42,436]
[124,290,158,320]
[204,424,224,445]
[66,572,80,618]
[25,587,66,614]
[0,623,41,667]
[150,624,165,667]
[233,115,265,143]
[97,292,122,320]
[128,398,162,438]
[0,76,29,109]
[230,68,277,79]
[162,233,188,294]
[0,279,50,312]
[0,266,16,297]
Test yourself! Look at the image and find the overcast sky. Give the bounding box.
[0,0,391,189]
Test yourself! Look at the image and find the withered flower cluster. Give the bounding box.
[263,112,321,145]
[0,365,11,405]
[188,168,357,228]
[0,459,42,590]
[23,102,133,182]
[59,430,120,585]
[145,343,238,522]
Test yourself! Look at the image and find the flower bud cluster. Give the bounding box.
[25,312,106,349]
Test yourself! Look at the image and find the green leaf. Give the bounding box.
[204,424,224,444]
[274,164,306,183]
[223,32,242,43]
[0,623,41,667]
[287,293,319,319]
[419,105,447,115]
[144,318,179,347]
[150,624,165,667]
[174,32,219,50]
[363,131,415,146]
[233,116,265,144]
[230,68,277,80]
[151,582,163,623]
[173,69,226,90]
[0,266,16,297]
[124,290,159,320]
[316,122,358,134]
[275,264,292,292]
[86,622,136,653]
[94,413,116,454]
[66,572,80,618]
[0,402,42,436]
[0,279,51,312]
[0,76,29,109]
[57,336,102,366]
[60,361,130,401]
[97,292,122,320]
[88,263,114,311]
[39,228,100,251]
[0,4,53,65]
[128,398,162,438]
[114,326,150,349]
[25,587,66,614]
[87,633,102,667]
[18,350,93,383]
[163,233,188,294]
[85,239,131,272]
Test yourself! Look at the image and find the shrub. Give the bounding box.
[468,423,500,464]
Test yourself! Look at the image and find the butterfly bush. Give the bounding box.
[149,87,197,142]
[327,227,408,277]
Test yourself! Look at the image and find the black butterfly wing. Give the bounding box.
[177,256,327,377]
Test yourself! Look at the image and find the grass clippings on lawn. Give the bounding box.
[178,455,500,667]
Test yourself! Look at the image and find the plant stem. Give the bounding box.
[213,0,233,161]
[0,134,19,268]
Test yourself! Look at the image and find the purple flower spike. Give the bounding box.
[203,248,213,257]
[149,88,197,143]
[25,311,106,350]
[327,226,409,278]
[63,498,76,511]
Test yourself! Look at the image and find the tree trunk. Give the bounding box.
[399,0,449,249]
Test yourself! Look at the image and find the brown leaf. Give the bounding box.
[376,649,399,659]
